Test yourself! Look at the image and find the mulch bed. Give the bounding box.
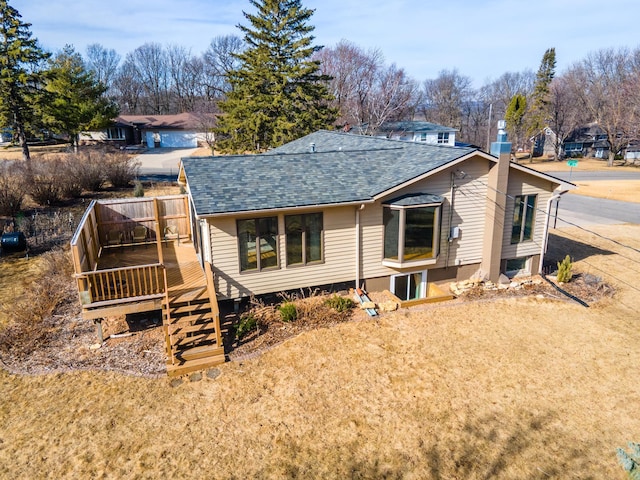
[0,274,613,378]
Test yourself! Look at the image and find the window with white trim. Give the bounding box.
[391,271,426,301]
[237,217,279,271]
[107,127,126,140]
[437,132,450,144]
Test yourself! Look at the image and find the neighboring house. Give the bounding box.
[365,121,457,146]
[80,113,215,149]
[563,123,609,158]
[624,141,640,163]
[178,127,573,304]
[530,127,558,158]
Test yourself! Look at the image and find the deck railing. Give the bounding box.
[76,263,166,305]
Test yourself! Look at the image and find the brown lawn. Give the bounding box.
[1,223,639,479]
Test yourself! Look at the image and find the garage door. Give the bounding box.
[159,131,198,148]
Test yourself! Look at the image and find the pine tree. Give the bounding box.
[505,94,527,155]
[0,0,50,161]
[40,45,118,152]
[216,0,335,153]
[527,48,556,160]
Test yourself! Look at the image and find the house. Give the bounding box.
[563,123,609,158]
[80,113,215,149]
[177,125,573,304]
[365,121,457,146]
[530,127,558,158]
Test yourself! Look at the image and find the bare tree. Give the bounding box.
[317,40,420,133]
[547,75,584,160]
[166,44,207,112]
[123,43,170,114]
[203,35,244,101]
[113,60,143,114]
[85,43,120,97]
[422,69,474,131]
[565,47,638,166]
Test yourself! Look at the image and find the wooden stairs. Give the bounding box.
[163,286,225,377]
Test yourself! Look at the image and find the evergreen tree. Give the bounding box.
[505,94,527,155]
[216,0,335,153]
[41,45,119,152]
[527,48,556,159]
[0,0,49,161]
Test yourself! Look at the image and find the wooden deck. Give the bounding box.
[71,196,225,376]
[98,241,212,304]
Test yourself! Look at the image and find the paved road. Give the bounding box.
[135,147,197,181]
[554,194,640,228]
[544,170,640,182]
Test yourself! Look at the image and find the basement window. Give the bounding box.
[383,193,443,268]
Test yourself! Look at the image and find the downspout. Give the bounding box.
[445,172,456,268]
[539,192,566,274]
[355,204,365,290]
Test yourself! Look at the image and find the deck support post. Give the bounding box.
[93,318,104,343]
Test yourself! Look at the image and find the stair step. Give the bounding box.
[169,306,211,318]
[166,352,225,377]
[170,312,215,324]
[170,304,212,315]
[168,322,217,335]
[173,344,225,362]
[169,289,210,304]
[171,332,220,348]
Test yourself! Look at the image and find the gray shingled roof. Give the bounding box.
[181,130,476,216]
[373,121,457,134]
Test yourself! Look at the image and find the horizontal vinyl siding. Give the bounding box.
[209,206,357,299]
[501,169,556,260]
[362,157,492,279]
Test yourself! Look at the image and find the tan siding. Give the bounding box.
[362,156,493,279]
[209,206,358,299]
[501,169,555,260]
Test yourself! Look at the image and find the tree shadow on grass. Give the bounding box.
[546,231,614,265]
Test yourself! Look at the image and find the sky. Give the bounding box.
[11,0,640,87]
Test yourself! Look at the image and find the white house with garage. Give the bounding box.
[80,113,215,149]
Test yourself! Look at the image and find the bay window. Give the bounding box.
[383,194,443,267]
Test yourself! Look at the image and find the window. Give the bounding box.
[511,194,537,244]
[564,142,582,153]
[437,132,450,144]
[391,271,426,301]
[419,133,427,142]
[505,257,530,277]
[238,217,279,271]
[383,194,442,267]
[285,213,323,265]
[107,127,125,140]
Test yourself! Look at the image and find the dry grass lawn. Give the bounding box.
[569,180,640,203]
[1,224,639,478]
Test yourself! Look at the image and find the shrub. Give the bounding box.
[28,159,65,205]
[236,313,257,339]
[0,161,26,216]
[0,247,75,357]
[75,151,105,191]
[278,302,297,322]
[324,294,354,312]
[133,181,145,197]
[104,152,139,188]
[556,255,573,283]
[617,443,640,480]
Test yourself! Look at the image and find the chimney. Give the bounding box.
[481,120,511,282]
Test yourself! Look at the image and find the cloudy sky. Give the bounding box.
[12,0,640,86]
